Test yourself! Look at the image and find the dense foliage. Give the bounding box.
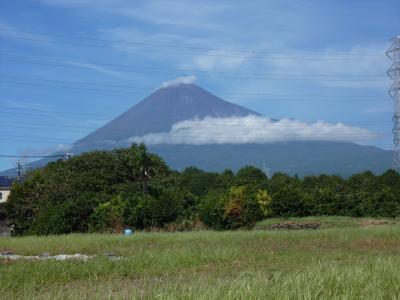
[5,145,400,235]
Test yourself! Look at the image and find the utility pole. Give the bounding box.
[16,160,22,183]
[262,163,272,179]
[64,153,74,160]
[387,36,400,169]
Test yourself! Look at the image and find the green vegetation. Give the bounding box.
[2,219,400,299]
[4,144,400,235]
[254,215,400,229]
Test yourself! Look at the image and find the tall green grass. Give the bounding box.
[1,218,400,299]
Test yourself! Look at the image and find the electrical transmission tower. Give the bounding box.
[387,36,400,169]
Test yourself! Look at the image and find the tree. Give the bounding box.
[116,143,169,194]
[199,189,226,229]
[5,145,170,235]
[236,166,267,186]
[90,195,127,232]
[270,187,307,217]
[362,188,400,218]
[179,167,221,196]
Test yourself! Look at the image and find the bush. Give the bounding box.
[125,187,183,229]
[200,186,272,229]
[199,189,227,229]
[90,195,126,232]
[362,188,400,218]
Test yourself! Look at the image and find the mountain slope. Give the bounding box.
[76,84,259,148]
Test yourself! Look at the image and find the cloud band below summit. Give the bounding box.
[128,115,377,145]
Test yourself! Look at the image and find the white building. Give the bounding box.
[0,187,11,203]
[0,177,12,204]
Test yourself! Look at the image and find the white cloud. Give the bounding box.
[0,21,52,43]
[128,115,377,145]
[63,61,125,78]
[159,76,197,89]
[120,1,227,30]
[0,21,16,32]
[192,50,251,71]
[38,0,228,30]
[17,144,72,165]
[1,99,55,111]
[263,44,388,89]
[362,104,393,115]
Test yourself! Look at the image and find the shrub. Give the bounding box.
[199,190,226,229]
[362,188,400,218]
[90,195,126,232]
[224,186,247,228]
[125,187,183,229]
[256,189,272,217]
[200,186,272,229]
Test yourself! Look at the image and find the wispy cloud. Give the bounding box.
[263,44,389,89]
[0,21,16,32]
[14,144,71,170]
[159,75,197,89]
[192,50,252,71]
[0,21,52,43]
[38,0,228,30]
[1,99,55,111]
[362,104,393,115]
[19,144,72,157]
[63,61,125,78]
[128,115,377,145]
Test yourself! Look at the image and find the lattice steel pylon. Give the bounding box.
[387,36,400,169]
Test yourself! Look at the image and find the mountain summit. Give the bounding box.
[76,84,258,148]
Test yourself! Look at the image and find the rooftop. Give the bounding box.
[0,176,12,188]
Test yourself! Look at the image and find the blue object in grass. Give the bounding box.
[124,229,133,236]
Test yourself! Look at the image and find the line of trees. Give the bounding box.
[3,144,400,235]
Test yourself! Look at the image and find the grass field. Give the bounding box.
[1,217,400,299]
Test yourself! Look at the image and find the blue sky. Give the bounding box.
[0,0,399,171]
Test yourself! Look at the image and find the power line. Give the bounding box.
[1,142,395,161]
[0,154,65,158]
[0,60,387,85]
[0,75,389,94]
[0,32,384,61]
[0,107,114,119]
[0,135,75,142]
[0,53,386,79]
[0,125,90,133]
[0,121,95,130]
[0,29,384,58]
[0,109,392,127]
[0,132,388,142]
[0,57,388,82]
[0,80,387,100]
[0,123,390,137]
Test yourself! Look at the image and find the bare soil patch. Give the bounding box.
[359,219,391,227]
[266,222,321,230]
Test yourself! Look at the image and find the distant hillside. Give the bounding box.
[148,142,393,177]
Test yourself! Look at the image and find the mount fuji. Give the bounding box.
[1,83,393,177]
